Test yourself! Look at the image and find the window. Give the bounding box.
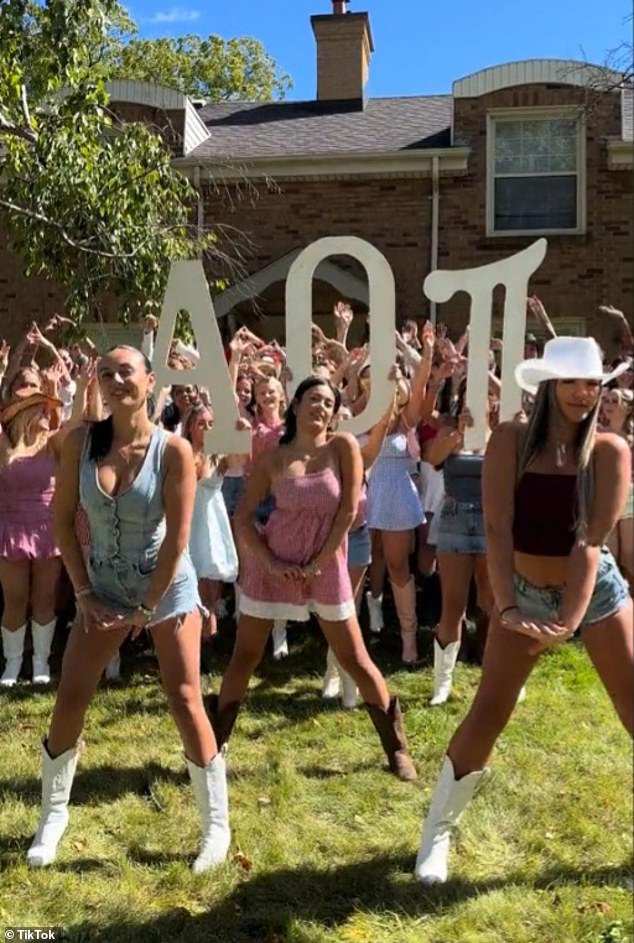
[487,111,584,235]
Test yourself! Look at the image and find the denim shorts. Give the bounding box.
[436,497,486,556]
[347,523,371,568]
[513,547,630,626]
[221,476,246,518]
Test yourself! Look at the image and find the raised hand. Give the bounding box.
[333,301,354,329]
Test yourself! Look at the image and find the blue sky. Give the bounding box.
[128,0,632,99]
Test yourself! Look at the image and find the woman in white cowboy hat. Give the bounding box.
[415,336,632,885]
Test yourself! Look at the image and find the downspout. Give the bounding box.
[429,155,440,326]
[193,165,203,234]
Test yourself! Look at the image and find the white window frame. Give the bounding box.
[486,106,586,237]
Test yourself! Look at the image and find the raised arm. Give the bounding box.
[403,324,433,428]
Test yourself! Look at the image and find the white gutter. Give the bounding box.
[429,155,440,326]
[173,147,470,180]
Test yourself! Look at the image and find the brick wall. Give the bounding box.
[441,83,632,337]
[0,83,631,348]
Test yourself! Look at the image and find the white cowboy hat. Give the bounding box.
[514,336,631,395]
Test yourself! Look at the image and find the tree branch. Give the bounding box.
[0,196,140,258]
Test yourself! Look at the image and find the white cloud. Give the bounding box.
[144,7,200,24]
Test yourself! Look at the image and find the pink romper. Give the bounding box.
[0,451,59,560]
[239,467,355,622]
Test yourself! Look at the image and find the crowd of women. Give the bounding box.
[0,298,632,881]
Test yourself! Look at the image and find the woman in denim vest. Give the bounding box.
[26,346,230,874]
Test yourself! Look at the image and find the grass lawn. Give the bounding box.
[0,624,632,943]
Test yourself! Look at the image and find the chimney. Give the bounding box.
[311,1,374,106]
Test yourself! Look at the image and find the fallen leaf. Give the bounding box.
[577,901,611,915]
[257,796,272,809]
[233,850,253,871]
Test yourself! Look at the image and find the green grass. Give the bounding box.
[0,626,632,943]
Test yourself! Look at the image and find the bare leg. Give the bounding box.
[151,610,217,767]
[436,553,473,646]
[368,530,386,599]
[318,616,389,710]
[447,612,542,776]
[582,599,633,735]
[417,518,437,578]
[381,530,413,588]
[48,618,130,755]
[218,614,273,709]
[348,565,368,606]
[0,559,31,629]
[31,558,62,625]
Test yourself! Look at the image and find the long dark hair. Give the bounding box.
[280,376,342,445]
[89,346,153,461]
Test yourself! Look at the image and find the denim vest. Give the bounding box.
[79,425,199,617]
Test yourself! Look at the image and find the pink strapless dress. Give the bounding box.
[0,451,59,560]
[239,467,355,622]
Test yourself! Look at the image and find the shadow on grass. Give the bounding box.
[62,854,634,943]
[0,761,187,808]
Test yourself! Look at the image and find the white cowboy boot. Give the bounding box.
[415,755,489,885]
[366,592,384,633]
[31,620,56,685]
[1,624,26,687]
[27,740,80,868]
[430,639,460,705]
[186,752,231,873]
[339,665,359,710]
[321,646,341,699]
[272,621,288,660]
[104,651,121,681]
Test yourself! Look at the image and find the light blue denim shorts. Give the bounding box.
[513,547,630,626]
[347,523,371,568]
[436,497,486,556]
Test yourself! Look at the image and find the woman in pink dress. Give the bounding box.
[0,389,66,686]
[205,377,417,781]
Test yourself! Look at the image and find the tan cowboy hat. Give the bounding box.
[515,337,631,395]
[0,389,63,426]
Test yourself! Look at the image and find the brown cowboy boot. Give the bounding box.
[365,697,418,782]
[203,694,242,749]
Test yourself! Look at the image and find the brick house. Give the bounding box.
[1,0,632,349]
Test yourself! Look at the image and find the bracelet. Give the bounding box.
[499,605,519,618]
[75,587,92,601]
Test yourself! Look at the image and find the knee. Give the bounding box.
[231,642,264,674]
[164,682,201,721]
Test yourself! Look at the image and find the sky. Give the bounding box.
[127,0,632,99]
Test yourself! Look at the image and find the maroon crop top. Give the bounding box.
[513,473,578,557]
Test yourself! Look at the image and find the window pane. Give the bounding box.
[494,176,577,231]
[494,116,578,174]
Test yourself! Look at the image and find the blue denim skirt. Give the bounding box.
[514,548,630,626]
[347,523,371,568]
[436,497,486,556]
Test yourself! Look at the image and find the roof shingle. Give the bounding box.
[190,95,452,160]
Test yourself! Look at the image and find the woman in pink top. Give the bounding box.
[205,377,417,782]
[0,389,66,686]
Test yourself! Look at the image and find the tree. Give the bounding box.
[0,0,213,326]
[107,34,292,102]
